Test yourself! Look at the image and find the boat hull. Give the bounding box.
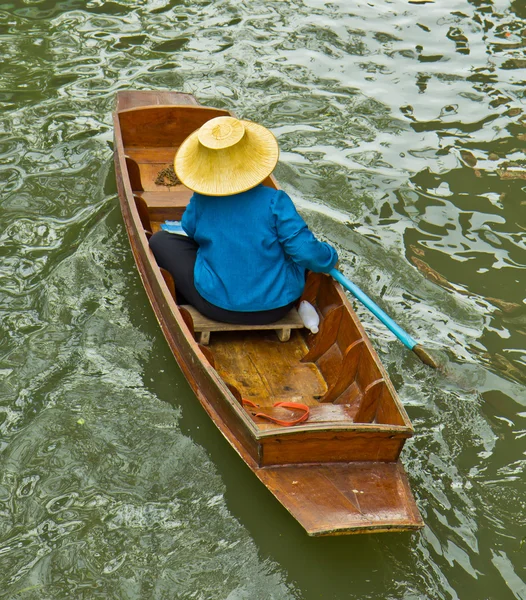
[113,90,424,535]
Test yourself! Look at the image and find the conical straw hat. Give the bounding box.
[174,116,279,196]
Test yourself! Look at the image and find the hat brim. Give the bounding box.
[174,120,279,196]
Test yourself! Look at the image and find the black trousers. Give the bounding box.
[149,231,297,324]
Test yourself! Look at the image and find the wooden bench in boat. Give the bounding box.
[180,304,304,345]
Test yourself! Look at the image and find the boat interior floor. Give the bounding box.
[209,330,362,431]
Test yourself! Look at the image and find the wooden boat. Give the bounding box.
[113,90,424,536]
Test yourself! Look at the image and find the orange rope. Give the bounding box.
[242,399,310,426]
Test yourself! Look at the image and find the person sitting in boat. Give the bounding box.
[149,116,338,325]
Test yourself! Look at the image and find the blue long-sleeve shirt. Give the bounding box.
[181,184,338,312]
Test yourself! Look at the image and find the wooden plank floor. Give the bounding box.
[210,330,328,408]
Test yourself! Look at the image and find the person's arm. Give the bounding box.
[271,190,338,272]
[181,195,197,238]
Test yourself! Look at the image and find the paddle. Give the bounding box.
[329,269,439,369]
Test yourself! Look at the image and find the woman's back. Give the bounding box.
[182,184,337,312]
[150,115,337,323]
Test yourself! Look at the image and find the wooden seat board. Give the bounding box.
[135,190,192,222]
[137,190,193,208]
[182,305,303,333]
[211,331,327,408]
[124,146,177,164]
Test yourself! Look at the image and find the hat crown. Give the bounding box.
[175,116,279,196]
[198,116,245,150]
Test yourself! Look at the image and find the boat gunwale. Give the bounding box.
[113,100,415,441]
[255,422,413,438]
[117,103,232,116]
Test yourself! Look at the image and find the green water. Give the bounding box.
[0,0,525,598]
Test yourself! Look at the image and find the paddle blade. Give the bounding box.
[413,345,440,369]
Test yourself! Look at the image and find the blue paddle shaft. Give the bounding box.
[329,269,418,350]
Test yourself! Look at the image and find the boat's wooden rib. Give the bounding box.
[113,90,424,535]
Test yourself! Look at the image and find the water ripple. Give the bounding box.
[0,0,525,598]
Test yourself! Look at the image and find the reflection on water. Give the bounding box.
[0,0,525,598]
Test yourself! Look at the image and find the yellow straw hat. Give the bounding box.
[174,116,279,196]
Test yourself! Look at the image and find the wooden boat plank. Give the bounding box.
[376,389,407,426]
[355,378,385,423]
[211,331,328,407]
[183,305,304,333]
[119,105,230,147]
[316,342,344,389]
[321,339,364,404]
[136,163,179,191]
[137,190,193,206]
[302,305,344,363]
[257,461,423,536]
[259,429,409,465]
[124,146,177,163]
[249,404,359,431]
[333,381,362,407]
[116,90,199,112]
[136,190,193,222]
